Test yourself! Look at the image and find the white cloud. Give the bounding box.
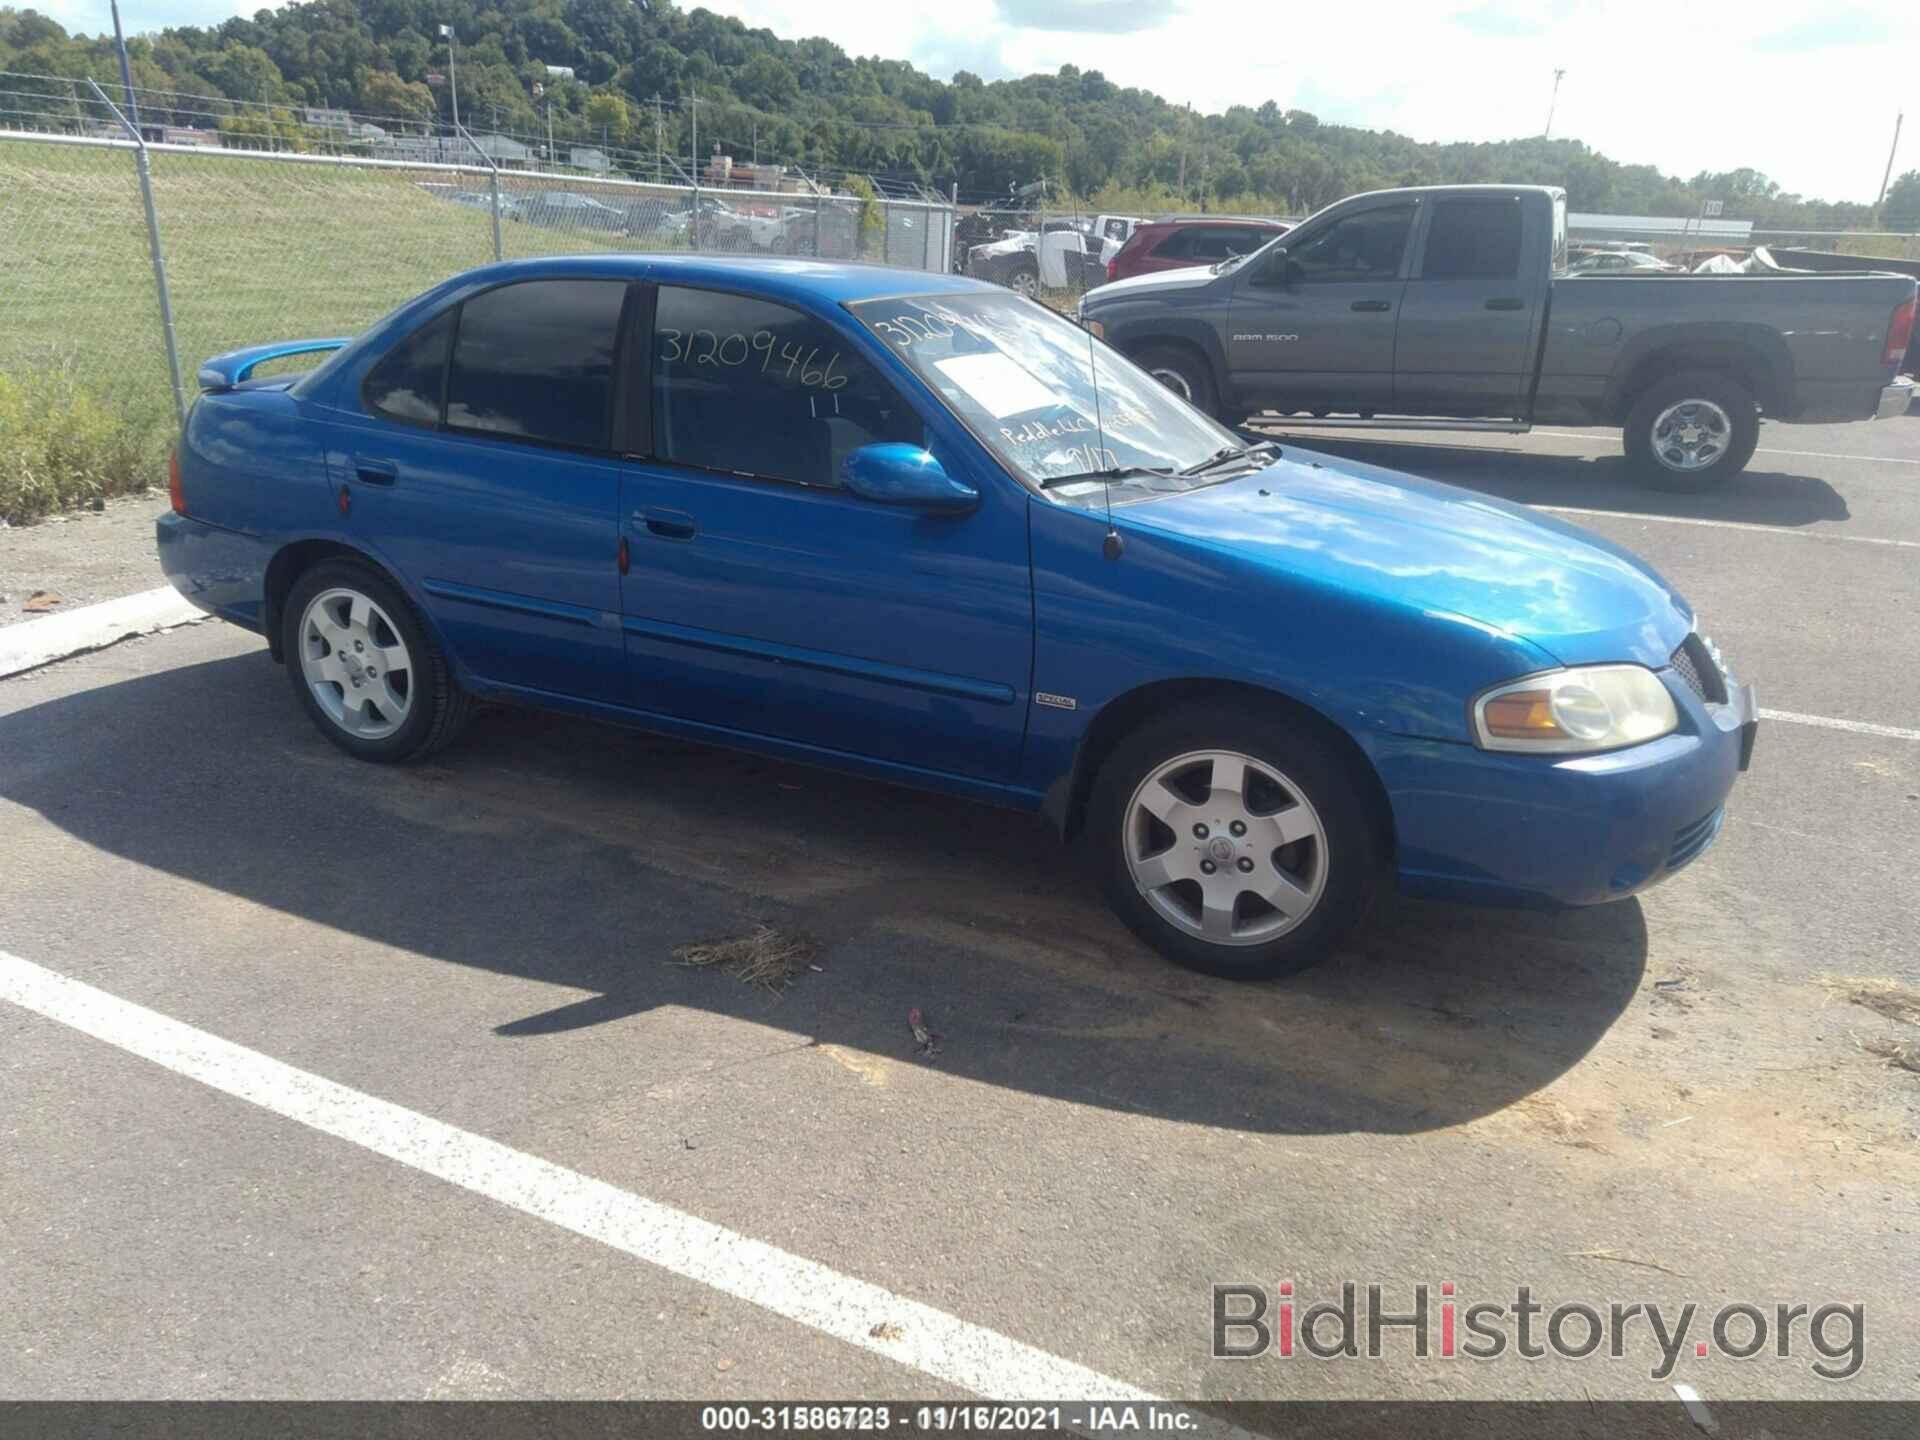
[696,0,1912,203]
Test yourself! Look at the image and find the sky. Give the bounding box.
[45,0,1915,204]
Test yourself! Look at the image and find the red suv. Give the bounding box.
[1106,217,1293,283]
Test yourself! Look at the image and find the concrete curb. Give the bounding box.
[0,586,209,679]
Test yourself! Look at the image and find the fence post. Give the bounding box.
[921,203,931,272]
[88,78,185,432]
[455,120,503,262]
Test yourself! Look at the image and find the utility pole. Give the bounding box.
[1544,67,1566,138]
[108,0,139,129]
[439,24,460,135]
[752,117,758,168]
[689,90,702,250]
[1875,111,1904,213]
[653,95,664,184]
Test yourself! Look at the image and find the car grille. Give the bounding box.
[1669,808,1725,871]
[1669,632,1729,705]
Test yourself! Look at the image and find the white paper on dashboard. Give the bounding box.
[933,352,1060,418]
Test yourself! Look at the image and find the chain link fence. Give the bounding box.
[0,120,954,515]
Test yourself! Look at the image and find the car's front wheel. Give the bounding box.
[283,558,471,763]
[1088,705,1384,979]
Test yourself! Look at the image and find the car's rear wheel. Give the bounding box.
[1133,343,1220,419]
[1088,705,1384,979]
[1623,370,1759,491]
[283,559,470,763]
[1007,262,1039,298]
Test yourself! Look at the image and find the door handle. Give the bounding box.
[1350,299,1392,312]
[638,509,696,540]
[352,456,398,486]
[1484,297,1525,311]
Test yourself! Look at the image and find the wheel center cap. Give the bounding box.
[342,653,366,681]
[1206,836,1236,864]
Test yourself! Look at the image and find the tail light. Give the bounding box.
[1106,257,1118,283]
[1884,294,1916,367]
[168,447,186,515]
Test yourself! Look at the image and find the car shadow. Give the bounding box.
[0,649,1649,1137]
[1242,427,1851,528]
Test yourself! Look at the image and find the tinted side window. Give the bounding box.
[1286,205,1415,283]
[652,286,922,488]
[445,279,627,449]
[1187,226,1261,261]
[363,310,452,426]
[1421,201,1523,279]
[1151,228,1193,259]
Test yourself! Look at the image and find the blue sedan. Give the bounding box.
[158,256,1757,979]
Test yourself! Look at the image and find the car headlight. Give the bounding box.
[1472,664,1679,754]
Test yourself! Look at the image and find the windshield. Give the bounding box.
[849,291,1243,499]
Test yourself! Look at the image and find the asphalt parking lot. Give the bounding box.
[2,416,1917,1411]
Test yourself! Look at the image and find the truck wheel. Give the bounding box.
[1133,344,1220,418]
[1006,262,1039,298]
[1624,371,1760,491]
[1086,704,1384,980]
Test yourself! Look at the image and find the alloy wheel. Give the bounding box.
[298,587,414,740]
[1123,749,1327,946]
[1650,398,1732,472]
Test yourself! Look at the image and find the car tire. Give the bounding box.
[1623,370,1760,491]
[1087,703,1385,980]
[1006,261,1040,298]
[1133,343,1220,419]
[282,558,471,764]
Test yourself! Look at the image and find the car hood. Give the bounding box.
[1084,264,1219,303]
[1118,448,1692,669]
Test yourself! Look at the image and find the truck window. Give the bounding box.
[1421,201,1523,280]
[1284,205,1414,284]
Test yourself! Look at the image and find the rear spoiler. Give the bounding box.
[196,338,352,393]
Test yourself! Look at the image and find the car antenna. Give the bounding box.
[1082,287,1123,562]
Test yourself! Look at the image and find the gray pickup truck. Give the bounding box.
[1076,184,1917,489]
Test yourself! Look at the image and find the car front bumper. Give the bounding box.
[1371,675,1757,909]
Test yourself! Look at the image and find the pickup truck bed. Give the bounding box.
[1078,184,1917,489]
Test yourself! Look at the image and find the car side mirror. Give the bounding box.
[1258,247,1291,286]
[841,444,979,515]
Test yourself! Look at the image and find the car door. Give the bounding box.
[615,283,1034,784]
[1226,201,1415,412]
[1392,196,1543,417]
[322,276,630,702]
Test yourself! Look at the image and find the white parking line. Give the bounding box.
[1531,430,1920,466]
[1759,709,1920,743]
[0,949,1193,1409]
[1534,505,1920,550]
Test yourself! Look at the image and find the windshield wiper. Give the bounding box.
[1036,465,1174,490]
[1178,441,1279,477]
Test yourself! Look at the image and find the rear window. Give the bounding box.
[363,310,452,427]
[444,279,628,450]
[1422,201,1523,280]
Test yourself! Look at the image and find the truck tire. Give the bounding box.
[1134,344,1220,419]
[1006,261,1039,298]
[1623,371,1760,491]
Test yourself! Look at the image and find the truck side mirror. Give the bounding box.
[1258,246,1290,287]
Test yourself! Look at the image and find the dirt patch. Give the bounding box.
[1818,976,1920,1028]
[1861,1036,1920,1075]
[0,491,168,627]
[672,925,818,994]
